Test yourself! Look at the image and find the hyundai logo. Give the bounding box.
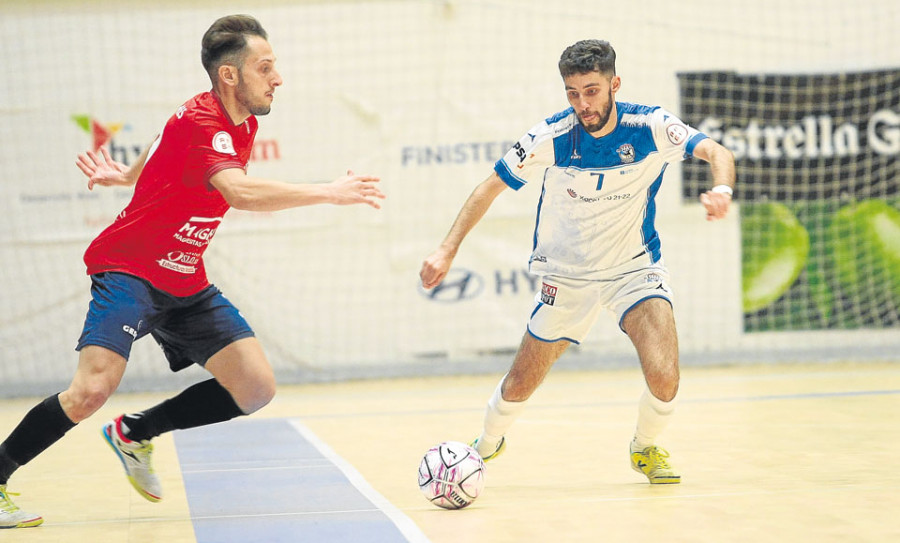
[418,268,484,302]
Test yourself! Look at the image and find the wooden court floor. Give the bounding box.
[2,361,898,542]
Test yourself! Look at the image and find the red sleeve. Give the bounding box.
[184,112,245,187]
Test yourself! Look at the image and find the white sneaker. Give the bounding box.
[101,416,162,502]
[0,484,43,528]
[469,436,506,462]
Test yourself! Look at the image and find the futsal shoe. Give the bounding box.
[102,416,162,502]
[0,485,43,528]
[630,444,681,484]
[470,436,506,462]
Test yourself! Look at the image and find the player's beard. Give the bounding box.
[578,89,615,134]
[236,72,272,116]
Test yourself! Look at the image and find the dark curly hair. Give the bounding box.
[558,39,616,78]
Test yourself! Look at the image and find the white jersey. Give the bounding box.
[494,102,707,280]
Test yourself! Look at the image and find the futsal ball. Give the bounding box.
[417,441,485,509]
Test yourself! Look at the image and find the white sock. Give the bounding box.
[631,387,677,452]
[475,377,526,457]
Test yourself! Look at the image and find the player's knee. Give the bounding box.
[648,379,679,403]
[62,384,112,422]
[235,375,276,415]
[499,375,533,402]
[254,379,277,412]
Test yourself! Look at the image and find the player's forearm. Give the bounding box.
[222,176,334,211]
[124,144,152,185]
[693,138,736,191]
[705,142,736,190]
[439,204,488,257]
[439,174,507,255]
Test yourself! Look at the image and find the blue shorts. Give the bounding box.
[76,272,255,371]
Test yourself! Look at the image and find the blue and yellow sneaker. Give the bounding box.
[630,445,681,484]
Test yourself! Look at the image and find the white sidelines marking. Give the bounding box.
[288,419,431,543]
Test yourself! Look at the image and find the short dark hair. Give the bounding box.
[201,15,268,84]
[558,39,616,78]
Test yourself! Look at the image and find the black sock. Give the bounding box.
[121,379,245,442]
[0,394,76,484]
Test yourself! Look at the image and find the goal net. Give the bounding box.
[679,70,900,332]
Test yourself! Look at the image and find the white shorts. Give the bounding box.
[527,260,674,343]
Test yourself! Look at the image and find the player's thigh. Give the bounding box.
[504,332,572,401]
[621,298,679,398]
[205,337,275,413]
[612,262,679,369]
[60,345,127,422]
[621,297,678,359]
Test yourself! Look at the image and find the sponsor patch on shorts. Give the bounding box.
[541,282,558,305]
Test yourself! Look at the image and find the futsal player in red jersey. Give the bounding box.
[0,15,385,528]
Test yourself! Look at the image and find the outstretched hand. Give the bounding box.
[699,190,731,221]
[329,170,385,209]
[75,147,132,190]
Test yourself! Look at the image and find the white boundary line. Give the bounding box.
[288,419,431,543]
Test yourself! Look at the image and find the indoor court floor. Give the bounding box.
[2,361,897,542]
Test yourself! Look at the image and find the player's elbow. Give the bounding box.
[707,140,735,165]
[218,183,267,211]
[223,191,258,211]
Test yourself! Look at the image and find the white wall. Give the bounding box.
[1,0,897,395]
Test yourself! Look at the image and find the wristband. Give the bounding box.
[711,185,733,196]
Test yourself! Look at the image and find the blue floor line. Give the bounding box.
[174,418,428,543]
[688,388,900,404]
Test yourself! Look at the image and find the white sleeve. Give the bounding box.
[651,107,707,161]
[493,119,558,190]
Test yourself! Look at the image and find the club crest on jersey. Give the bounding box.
[541,282,558,306]
[666,123,689,145]
[212,131,237,155]
[617,143,635,164]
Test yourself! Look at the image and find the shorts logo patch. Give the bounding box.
[212,131,236,155]
[541,283,558,306]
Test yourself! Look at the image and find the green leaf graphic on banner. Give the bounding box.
[828,199,900,317]
[795,201,838,323]
[742,202,810,313]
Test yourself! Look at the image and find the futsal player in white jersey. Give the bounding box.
[420,39,735,484]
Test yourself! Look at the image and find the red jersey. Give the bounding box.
[84,91,258,296]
